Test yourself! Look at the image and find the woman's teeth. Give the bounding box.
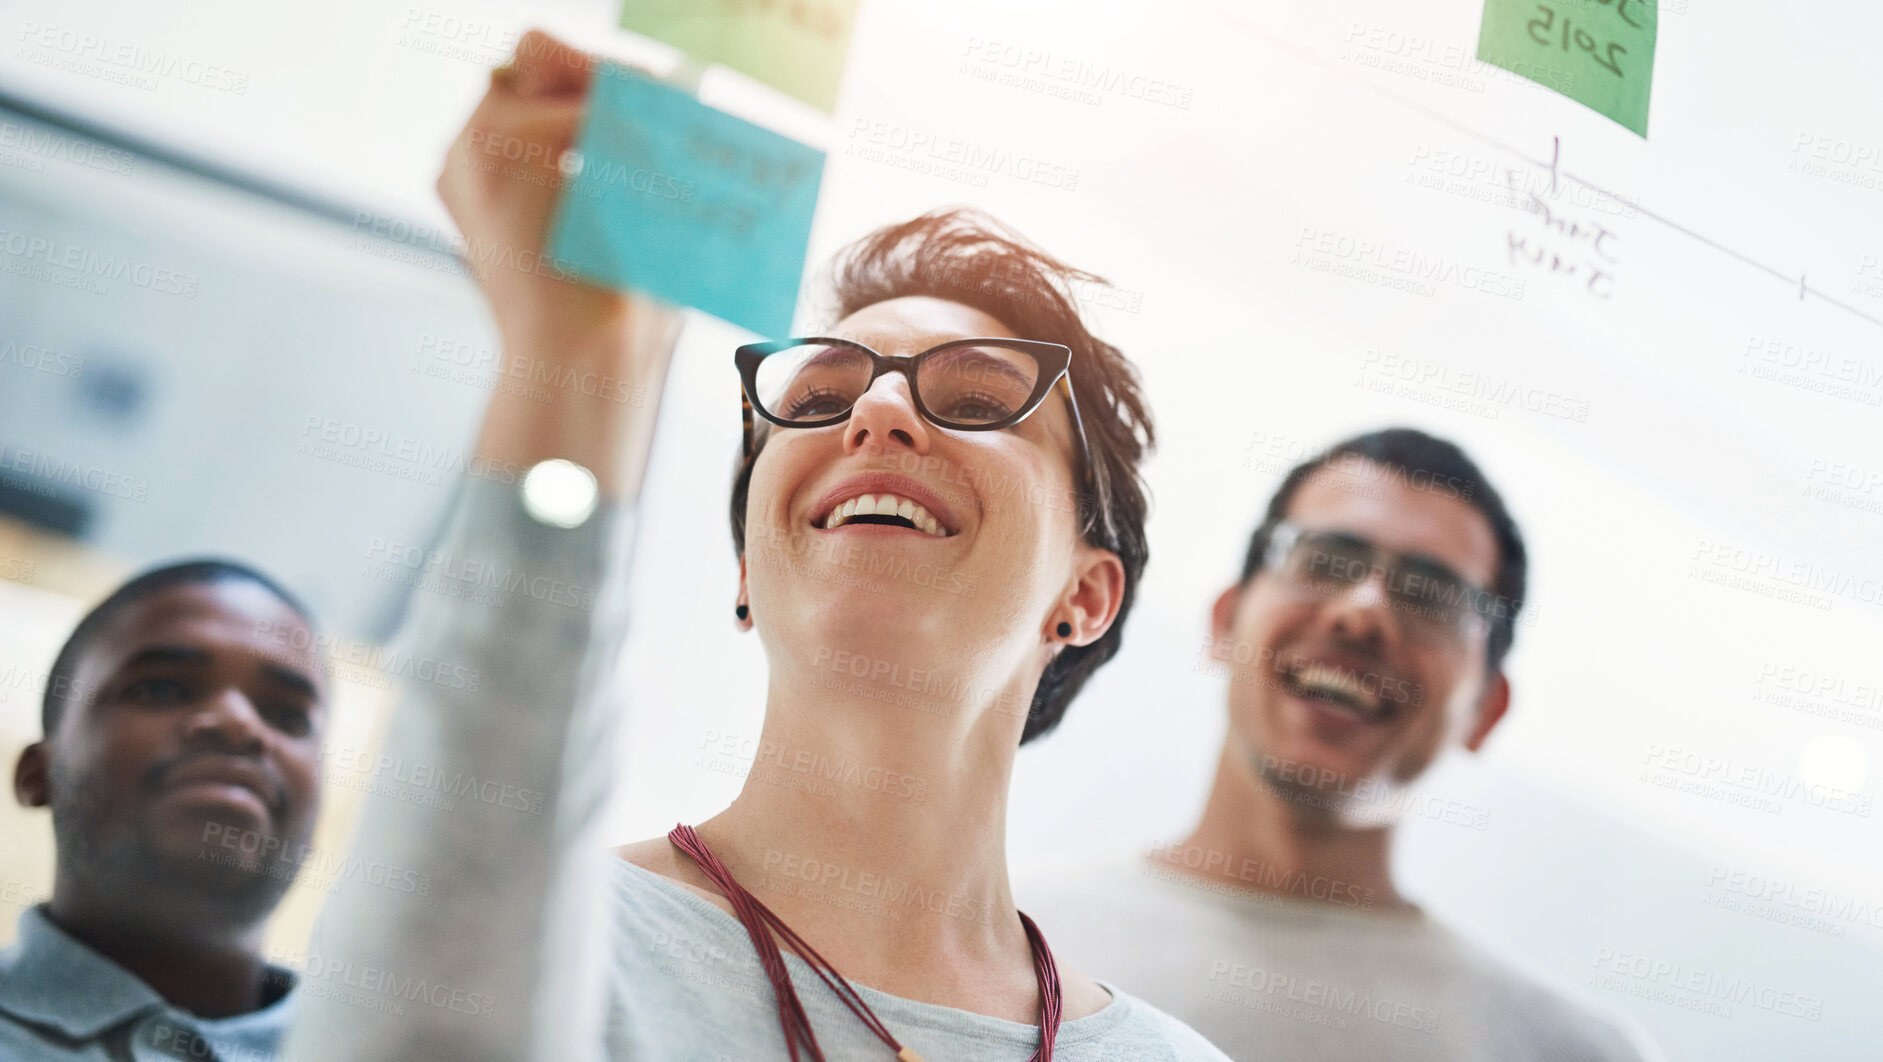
[822,493,947,537]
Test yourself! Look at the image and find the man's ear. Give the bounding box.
[1463,672,1511,752]
[1056,547,1126,646]
[1209,584,1242,660]
[14,742,49,808]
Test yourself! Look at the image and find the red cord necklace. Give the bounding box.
[668,824,1063,1062]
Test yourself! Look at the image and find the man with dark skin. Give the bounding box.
[2,561,326,1061]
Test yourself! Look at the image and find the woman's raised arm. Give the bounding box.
[439,29,683,501]
[284,30,677,1062]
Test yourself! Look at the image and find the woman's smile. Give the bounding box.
[811,472,962,537]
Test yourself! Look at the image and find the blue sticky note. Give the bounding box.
[549,63,825,337]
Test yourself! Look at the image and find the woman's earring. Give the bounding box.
[1056,621,1072,638]
[736,604,750,621]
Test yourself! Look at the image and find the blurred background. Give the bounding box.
[1,0,1879,1058]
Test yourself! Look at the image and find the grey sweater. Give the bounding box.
[1021,854,1663,1062]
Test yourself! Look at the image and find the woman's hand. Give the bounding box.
[439,29,683,500]
[438,29,616,345]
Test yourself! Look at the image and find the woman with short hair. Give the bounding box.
[286,30,1225,1062]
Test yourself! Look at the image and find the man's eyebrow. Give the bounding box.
[258,661,321,700]
[117,645,321,699]
[120,645,212,670]
[1400,551,1474,586]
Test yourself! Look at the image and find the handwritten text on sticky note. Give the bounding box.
[1477,0,1656,137]
[548,64,824,338]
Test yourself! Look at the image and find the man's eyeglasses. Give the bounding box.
[1260,521,1503,645]
[734,336,1095,481]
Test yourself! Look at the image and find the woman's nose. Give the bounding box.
[844,371,929,454]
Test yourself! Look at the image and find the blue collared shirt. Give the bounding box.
[0,906,295,1061]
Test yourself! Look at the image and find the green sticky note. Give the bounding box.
[1477,0,1656,137]
[620,0,861,112]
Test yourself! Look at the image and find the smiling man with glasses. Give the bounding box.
[1021,427,1660,1061]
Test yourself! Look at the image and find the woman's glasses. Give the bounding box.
[734,337,1094,478]
[1261,521,1503,645]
